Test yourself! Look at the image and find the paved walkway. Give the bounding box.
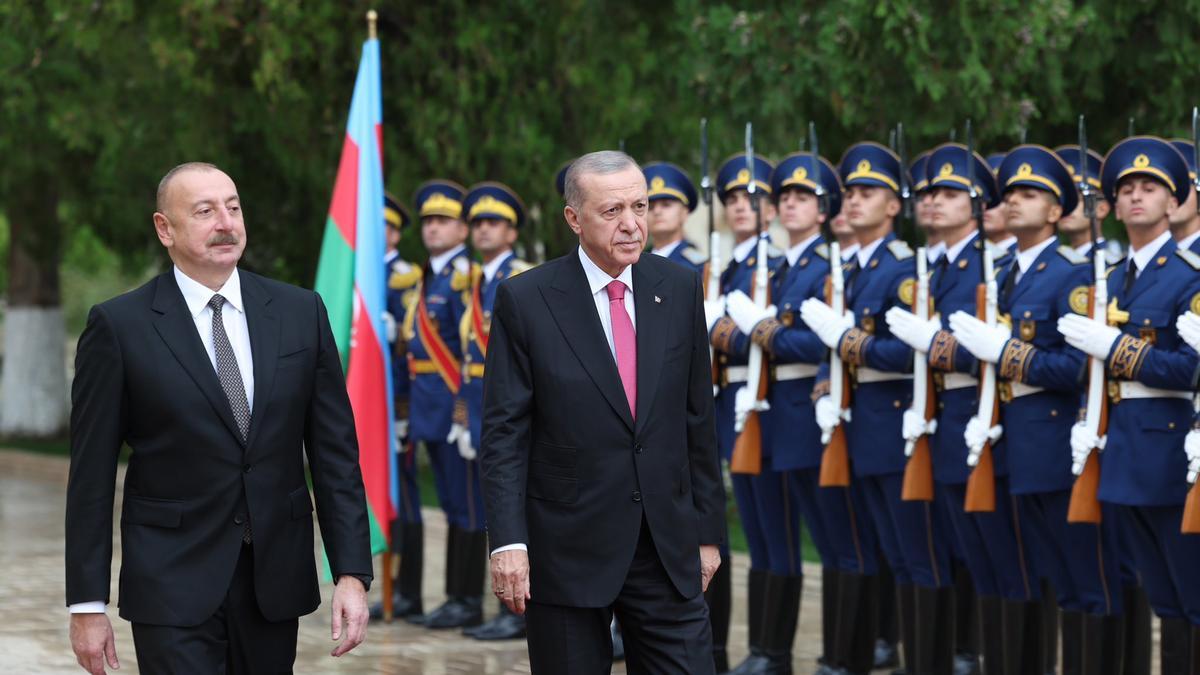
[0,449,829,674]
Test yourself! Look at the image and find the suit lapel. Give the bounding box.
[633,261,666,432]
[241,272,279,450]
[151,272,246,446]
[542,251,635,433]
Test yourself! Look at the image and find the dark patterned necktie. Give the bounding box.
[209,294,252,441]
[210,294,252,543]
[1123,259,1137,297]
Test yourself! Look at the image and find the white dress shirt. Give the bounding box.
[840,242,860,262]
[944,232,977,264]
[855,236,886,268]
[482,250,514,284]
[1128,230,1174,280]
[1178,230,1200,253]
[926,240,947,263]
[786,233,822,267]
[69,266,256,614]
[430,244,466,275]
[651,239,683,258]
[1012,235,1059,284]
[993,236,1017,251]
[490,246,637,557]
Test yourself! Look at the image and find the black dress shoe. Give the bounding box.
[873,639,900,669]
[467,607,526,640]
[728,653,792,674]
[953,651,981,675]
[612,621,625,661]
[424,597,483,629]
[368,593,423,621]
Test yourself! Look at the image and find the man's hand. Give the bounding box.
[70,612,118,674]
[490,549,531,615]
[330,576,368,657]
[699,545,721,592]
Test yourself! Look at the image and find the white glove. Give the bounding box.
[446,422,466,444]
[799,298,855,350]
[948,312,1010,364]
[705,296,727,332]
[382,311,398,343]
[963,415,1003,467]
[394,419,409,451]
[457,429,477,461]
[733,384,769,420]
[902,408,937,445]
[1057,314,1123,360]
[1177,312,1200,352]
[1069,421,1106,475]
[1186,428,1200,484]
[726,291,777,335]
[885,306,942,353]
[815,395,839,443]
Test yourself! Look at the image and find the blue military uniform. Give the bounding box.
[748,152,886,674]
[1171,140,1200,255]
[1056,144,1127,263]
[813,141,956,674]
[707,153,793,672]
[643,161,708,274]
[916,146,1040,667]
[983,146,1124,671]
[400,179,488,629]
[1093,140,1200,670]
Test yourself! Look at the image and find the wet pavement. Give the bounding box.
[0,449,829,674]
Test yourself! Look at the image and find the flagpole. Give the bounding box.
[367,9,377,38]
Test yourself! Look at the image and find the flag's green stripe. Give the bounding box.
[313,216,356,369]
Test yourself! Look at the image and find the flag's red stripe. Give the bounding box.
[328,135,360,245]
[346,290,396,526]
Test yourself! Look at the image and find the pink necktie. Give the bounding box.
[606,280,637,419]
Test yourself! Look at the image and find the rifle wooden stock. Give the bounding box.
[964,283,997,513]
[1183,481,1200,534]
[731,342,769,475]
[903,362,936,501]
[1069,286,1106,524]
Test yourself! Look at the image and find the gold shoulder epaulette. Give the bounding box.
[389,262,422,290]
[508,259,534,277]
[887,239,914,260]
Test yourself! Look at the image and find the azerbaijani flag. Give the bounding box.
[314,33,396,559]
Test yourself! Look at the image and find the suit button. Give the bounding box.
[635,444,643,454]
[243,464,252,473]
[631,491,642,503]
[234,515,245,525]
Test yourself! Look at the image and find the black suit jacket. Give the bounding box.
[480,250,725,608]
[65,269,372,626]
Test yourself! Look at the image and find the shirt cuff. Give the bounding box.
[490,543,528,556]
[69,601,107,614]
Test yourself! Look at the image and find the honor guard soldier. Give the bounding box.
[706,151,786,673]
[371,194,427,622]
[726,152,882,674]
[644,161,708,273]
[458,182,533,641]
[1058,137,1200,673]
[801,142,957,675]
[912,151,947,265]
[1170,140,1200,253]
[400,179,487,629]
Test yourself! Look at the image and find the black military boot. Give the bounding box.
[706,555,732,672]
[954,565,981,675]
[370,521,426,622]
[729,569,768,673]
[1189,624,1200,675]
[816,568,840,675]
[466,601,526,640]
[1041,581,1059,675]
[831,572,878,675]
[909,586,955,675]
[1121,585,1150,675]
[1002,599,1046,675]
[1060,610,1082,675]
[735,573,801,674]
[1025,599,1049,675]
[877,562,902,672]
[1078,612,1125,675]
[1160,618,1191,675]
[896,582,917,675]
[611,619,625,661]
[424,527,484,629]
[977,596,1004,675]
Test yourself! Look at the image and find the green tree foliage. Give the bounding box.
[4,0,1200,288]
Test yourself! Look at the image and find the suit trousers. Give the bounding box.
[131,543,298,674]
[525,516,715,674]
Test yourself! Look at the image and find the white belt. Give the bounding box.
[942,373,977,391]
[1008,381,1044,399]
[856,367,912,384]
[1115,381,1194,401]
[774,363,819,381]
[726,366,749,384]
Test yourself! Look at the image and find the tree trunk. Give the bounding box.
[0,173,66,438]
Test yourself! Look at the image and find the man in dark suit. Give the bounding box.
[480,151,727,674]
[65,162,373,674]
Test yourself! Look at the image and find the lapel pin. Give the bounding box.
[654,295,662,304]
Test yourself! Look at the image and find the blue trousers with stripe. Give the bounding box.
[858,472,953,589]
[790,468,879,576]
[732,469,804,575]
[1118,504,1200,625]
[426,439,486,532]
[1019,490,1123,616]
[937,479,1039,601]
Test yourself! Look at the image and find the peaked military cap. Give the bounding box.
[910,151,932,193]
[414,179,467,219]
[384,192,411,230]
[643,161,699,211]
[463,181,526,228]
[1054,145,1104,198]
[838,142,904,194]
[716,153,774,203]
[997,144,1079,215]
[554,160,572,200]
[926,143,1001,208]
[1101,136,1191,204]
[770,152,843,218]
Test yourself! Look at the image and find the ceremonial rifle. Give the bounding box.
[898,123,935,501]
[964,120,999,512]
[816,122,852,487]
[1183,106,1200,534]
[731,122,770,475]
[1068,115,1107,524]
[701,118,722,389]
